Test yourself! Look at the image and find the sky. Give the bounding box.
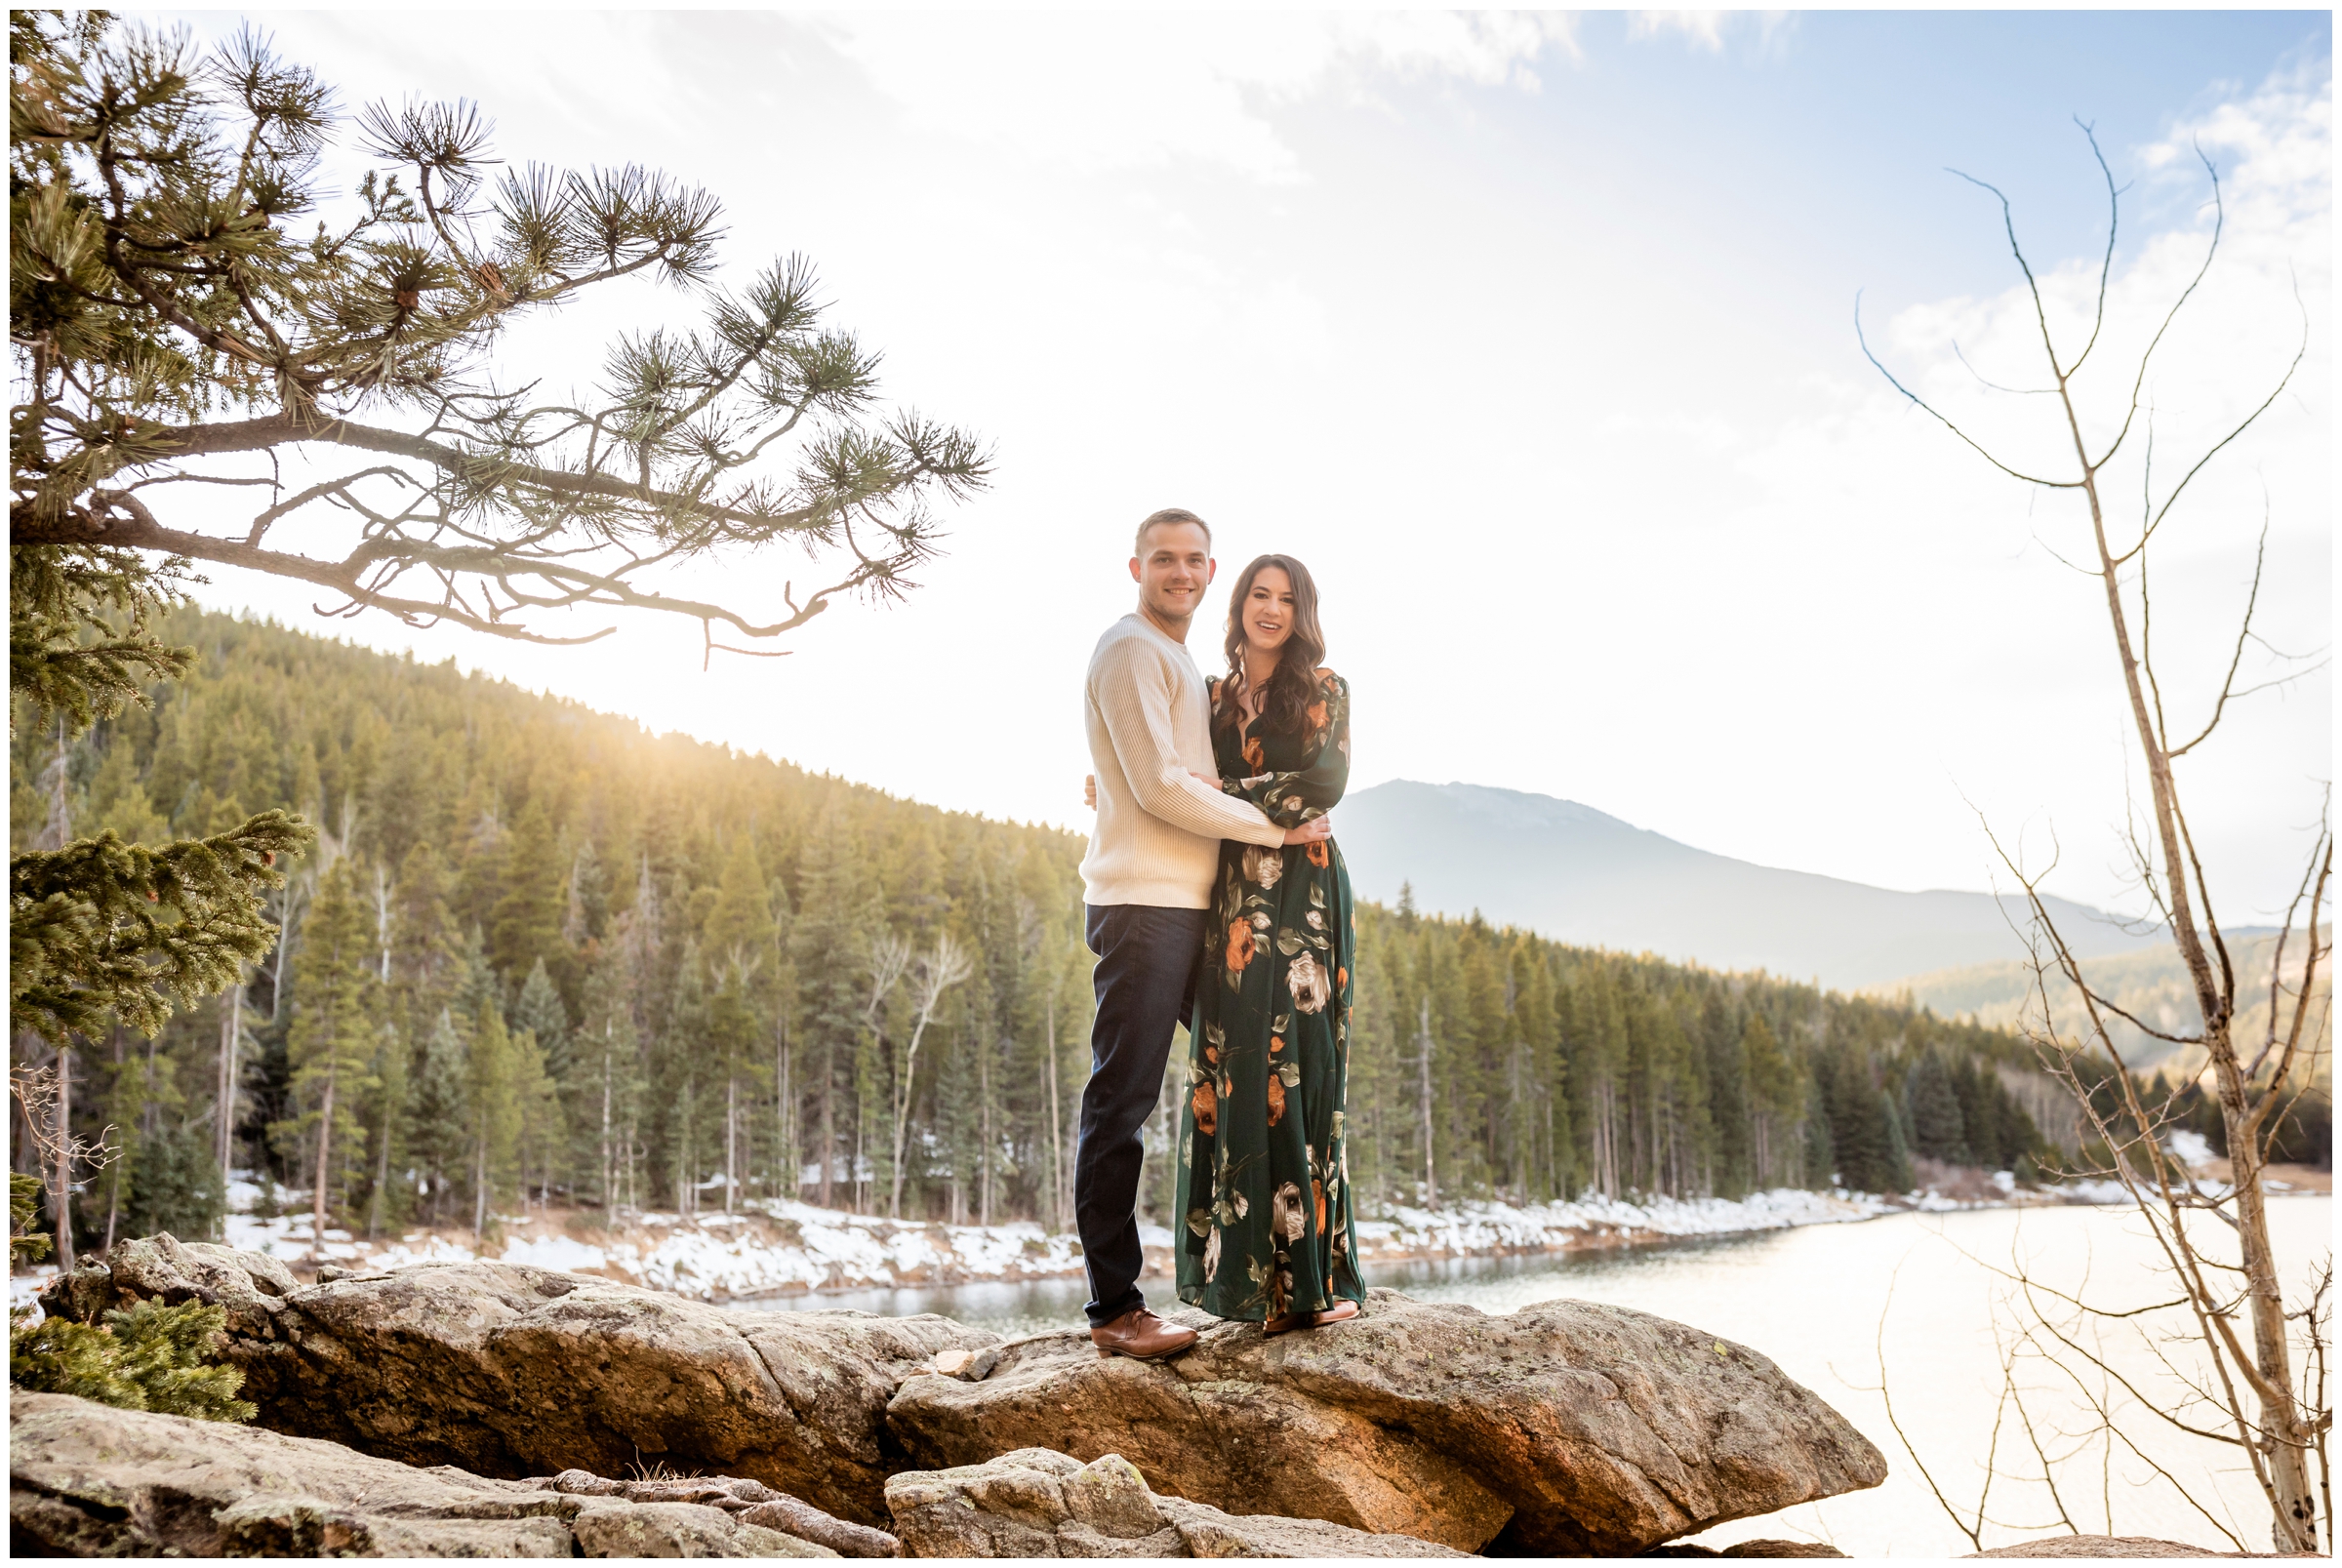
[146,7,2331,929]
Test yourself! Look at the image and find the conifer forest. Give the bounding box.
[11,607,2072,1255]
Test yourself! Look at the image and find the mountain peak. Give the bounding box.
[1337,780,2156,990]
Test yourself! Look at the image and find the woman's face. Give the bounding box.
[1241,567,1296,657]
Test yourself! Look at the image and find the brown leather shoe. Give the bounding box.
[1090,1307,1197,1361]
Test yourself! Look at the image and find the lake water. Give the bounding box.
[746,1196,2333,1557]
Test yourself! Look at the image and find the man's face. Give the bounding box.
[1130,522,1216,624]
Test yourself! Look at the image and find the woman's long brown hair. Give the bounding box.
[1217,554,1327,739]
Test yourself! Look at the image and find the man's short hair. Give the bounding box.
[1135,507,1211,557]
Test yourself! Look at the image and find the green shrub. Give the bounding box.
[10,1297,256,1422]
[10,1172,50,1267]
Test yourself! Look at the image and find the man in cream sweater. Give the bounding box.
[1076,507,1334,1361]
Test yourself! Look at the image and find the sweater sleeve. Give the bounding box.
[1095,641,1286,848]
[1228,671,1350,828]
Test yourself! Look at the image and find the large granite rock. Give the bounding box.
[8,1392,833,1557]
[886,1288,1886,1555]
[41,1235,994,1526]
[543,1469,901,1556]
[884,1447,1466,1558]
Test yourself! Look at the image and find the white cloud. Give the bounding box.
[2140,53,2333,227]
[1625,11,1794,56]
[816,11,1572,181]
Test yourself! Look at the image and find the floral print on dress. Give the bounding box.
[1175,669,1361,1324]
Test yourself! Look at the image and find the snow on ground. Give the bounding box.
[601,1202,1092,1299]
[11,1168,2248,1307]
[1351,1187,1896,1262]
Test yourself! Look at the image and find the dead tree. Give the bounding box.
[1861,123,2329,1552]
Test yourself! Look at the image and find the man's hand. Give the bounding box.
[1282,815,1334,848]
[1084,774,1096,810]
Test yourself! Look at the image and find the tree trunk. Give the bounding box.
[678,1078,694,1216]
[600,1027,614,1212]
[1046,994,1066,1233]
[818,1042,835,1210]
[311,1068,336,1260]
[270,889,296,1024]
[776,1018,790,1206]
[2064,446,2318,1551]
[218,980,241,1208]
[103,1028,125,1257]
[726,1072,738,1216]
[1415,995,1437,1210]
[978,1041,993,1227]
[369,1103,389,1241]
[2217,1016,2320,1548]
[53,1044,76,1269]
[1544,1096,1555,1203]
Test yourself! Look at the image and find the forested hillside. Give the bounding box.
[11,607,2054,1252]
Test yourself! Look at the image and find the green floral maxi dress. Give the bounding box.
[1176,669,1362,1323]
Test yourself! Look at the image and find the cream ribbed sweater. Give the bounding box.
[1080,614,1284,908]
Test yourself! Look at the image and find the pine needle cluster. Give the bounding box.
[9,1295,257,1423]
[9,533,311,1042]
[11,1171,53,1266]
[10,11,989,652]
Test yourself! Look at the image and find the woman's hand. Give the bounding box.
[1083,774,1096,810]
[1281,815,1334,848]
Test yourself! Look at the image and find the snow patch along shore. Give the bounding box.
[15,1176,2219,1307]
[1353,1186,1898,1262]
[199,1198,1092,1301]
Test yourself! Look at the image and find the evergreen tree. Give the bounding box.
[1904,1052,1970,1164]
[464,1001,520,1236]
[490,805,564,983]
[703,846,777,1212]
[791,820,876,1210]
[574,958,643,1212]
[360,1016,409,1238]
[659,942,711,1214]
[281,860,379,1245]
[509,1023,561,1214]
[408,1010,467,1226]
[1741,1014,1798,1189]
[512,959,572,1084]
[9,545,309,1042]
[10,13,988,648]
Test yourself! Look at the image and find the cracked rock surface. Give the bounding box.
[41,1235,995,1526]
[884,1447,1467,1558]
[886,1287,1886,1554]
[8,1393,835,1557]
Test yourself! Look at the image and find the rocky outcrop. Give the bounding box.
[8,1392,835,1557]
[884,1448,1466,1558]
[41,1235,995,1526]
[44,1241,1884,1555]
[542,1470,900,1556]
[886,1288,1886,1555]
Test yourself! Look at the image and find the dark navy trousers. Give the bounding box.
[1076,903,1208,1326]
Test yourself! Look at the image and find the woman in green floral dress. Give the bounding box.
[1175,553,1363,1332]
